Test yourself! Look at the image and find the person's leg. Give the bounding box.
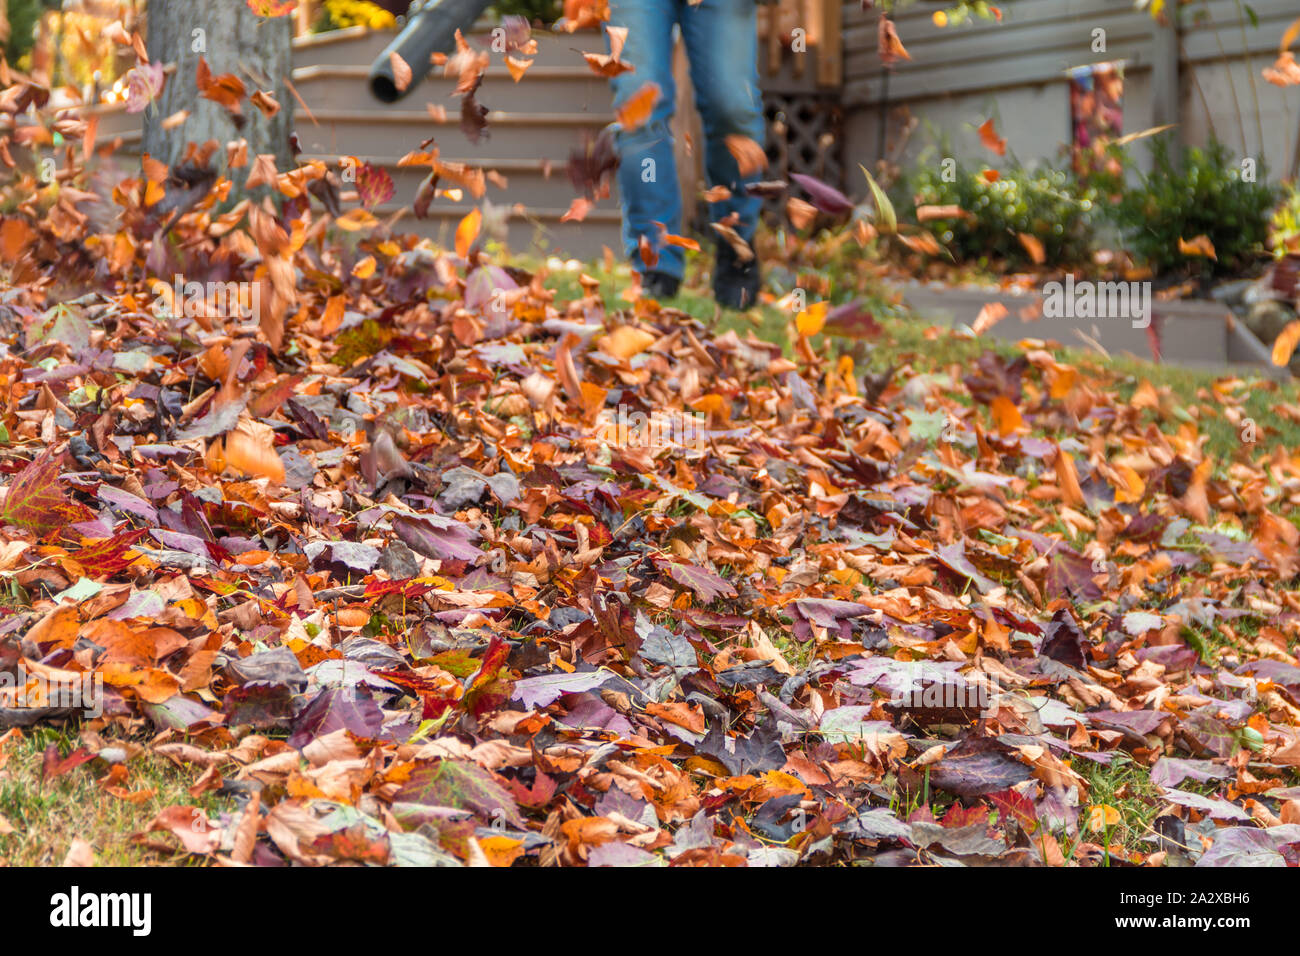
[607,0,685,282]
[678,0,765,244]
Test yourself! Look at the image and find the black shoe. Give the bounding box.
[640,270,680,300]
[713,241,761,310]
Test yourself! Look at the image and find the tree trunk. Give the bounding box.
[143,0,293,180]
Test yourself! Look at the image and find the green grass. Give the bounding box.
[528,245,1300,462]
[1073,754,1168,859]
[0,726,231,865]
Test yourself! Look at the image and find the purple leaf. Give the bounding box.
[1044,548,1103,601]
[664,563,737,603]
[98,485,158,523]
[932,542,998,595]
[1158,787,1250,821]
[513,670,612,709]
[287,686,384,750]
[1150,757,1231,789]
[392,513,482,563]
[927,737,1033,798]
[792,598,873,642]
[789,172,853,216]
[1196,827,1286,867]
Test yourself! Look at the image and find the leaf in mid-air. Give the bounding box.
[0,450,94,536]
[356,163,395,210]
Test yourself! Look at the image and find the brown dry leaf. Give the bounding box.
[878,15,911,66]
[916,204,967,222]
[638,233,659,268]
[787,197,817,230]
[1054,446,1085,507]
[244,153,279,191]
[562,197,594,222]
[972,302,1009,335]
[62,838,95,866]
[250,90,280,119]
[725,135,768,177]
[616,82,660,132]
[1017,232,1045,264]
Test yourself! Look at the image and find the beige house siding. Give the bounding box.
[839,0,1298,181]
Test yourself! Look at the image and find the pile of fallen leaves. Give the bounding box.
[4,51,1300,869]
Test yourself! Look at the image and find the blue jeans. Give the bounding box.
[607,0,766,280]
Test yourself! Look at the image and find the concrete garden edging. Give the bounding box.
[891,280,1291,381]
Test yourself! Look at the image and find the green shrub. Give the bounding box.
[903,160,1101,268]
[1269,180,1300,258]
[1109,137,1275,278]
[3,0,55,67]
[489,0,562,24]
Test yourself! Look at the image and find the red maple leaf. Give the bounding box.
[0,450,94,537]
[356,163,396,210]
[72,529,149,579]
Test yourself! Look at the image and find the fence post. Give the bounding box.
[1150,9,1181,145]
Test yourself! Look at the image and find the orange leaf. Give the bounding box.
[787,197,817,230]
[1283,14,1300,52]
[978,118,1006,156]
[991,395,1026,435]
[725,135,768,177]
[1177,235,1217,259]
[598,326,657,360]
[1272,320,1300,366]
[561,197,593,223]
[616,82,660,132]
[0,218,34,261]
[878,15,911,66]
[972,302,1008,335]
[478,834,525,867]
[661,232,700,251]
[505,55,533,82]
[1017,232,1045,264]
[796,301,829,337]
[335,208,378,232]
[896,232,942,256]
[455,208,482,258]
[638,233,659,268]
[916,204,967,222]
[1111,464,1145,504]
[221,421,286,483]
[1054,447,1085,507]
[320,295,346,336]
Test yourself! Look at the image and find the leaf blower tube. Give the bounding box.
[368,0,495,104]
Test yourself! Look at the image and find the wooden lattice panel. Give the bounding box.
[764,92,846,196]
